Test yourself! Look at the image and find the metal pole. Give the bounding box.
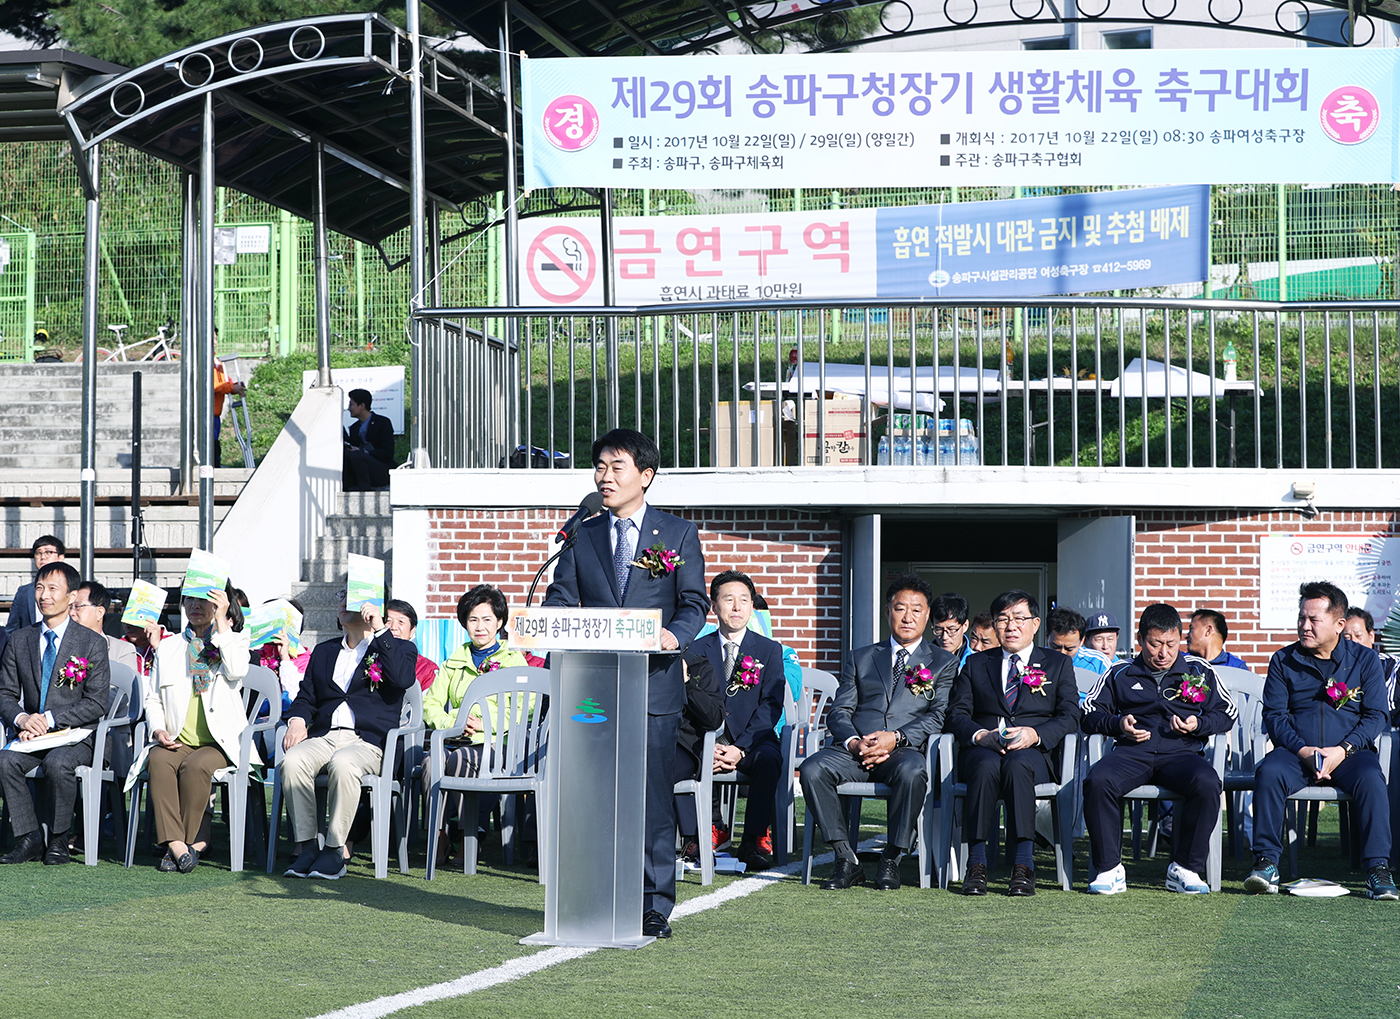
[131,371,144,582]
[198,93,216,550]
[408,0,429,467]
[601,188,620,428]
[180,171,197,495]
[80,144,100,581]
[499,4,524,445]
[313,143,333,387]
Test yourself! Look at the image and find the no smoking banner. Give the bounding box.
[521,220,603,305]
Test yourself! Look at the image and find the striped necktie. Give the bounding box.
[1005,653,1021,709]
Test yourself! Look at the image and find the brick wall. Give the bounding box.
[425,507,844,671]
[1133,509,1399,671]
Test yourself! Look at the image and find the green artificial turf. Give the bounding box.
[3,803,1398,1019]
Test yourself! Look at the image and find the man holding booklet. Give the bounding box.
[0,561,110,865]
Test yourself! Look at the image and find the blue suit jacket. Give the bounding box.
[692,628,785,752]
[543,505,707,715]
[5,582,37,634]
[287,628,418,752]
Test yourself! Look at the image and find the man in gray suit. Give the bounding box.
[0,561,110,865]
[799,573,957,890]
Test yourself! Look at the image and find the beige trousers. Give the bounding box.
[283,731,382,849]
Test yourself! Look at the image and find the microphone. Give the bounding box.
[555,492,604,544]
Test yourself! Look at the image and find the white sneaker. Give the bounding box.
[1088,863,1127,894]
[1165,862,1210,894]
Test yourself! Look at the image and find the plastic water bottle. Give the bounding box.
[894,435,910,465]
[877,435,890,465]
[939,434,955,465]
[919,434,933,465]
[960,435,981,465]
[1222,339,1238,383]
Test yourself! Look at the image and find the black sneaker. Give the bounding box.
[1366,865,1399,901]
[1243,857,1279,895]
[284,846,319,879]
[309,847,348,880]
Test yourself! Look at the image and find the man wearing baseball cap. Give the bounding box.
[1084,611,1121,660]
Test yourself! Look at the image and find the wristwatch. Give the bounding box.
[894,731,909,748]
[1342,742,1356,758]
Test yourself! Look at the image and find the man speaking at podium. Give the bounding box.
[545,429,707,939]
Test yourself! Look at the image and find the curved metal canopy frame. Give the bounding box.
[432,0,1398,57]
[61,13,511,250]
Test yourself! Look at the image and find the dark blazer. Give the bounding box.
[677,652,726,762]
[693,628,785,752]
[947,646,1080,758]
[287,628,418,752]
[1081,652,1236,752]
[0,621,110,738]
[826,639,958,752]
[344,412,395,466]
[544,505,708,715]
[5,582,37,633]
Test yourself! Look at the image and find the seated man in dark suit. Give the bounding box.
[1081,603,1236,895]
[281,586,416,880]
[799,573,957,891]
[5,535,65,634]
[689,569,787,870]
[342,388,395,492]
[674,651,725,862]
[0,561,110,865]
[947,588,1079,896]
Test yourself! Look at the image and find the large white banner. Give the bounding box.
[523,49,1400,189]
[1259,533,1400,631]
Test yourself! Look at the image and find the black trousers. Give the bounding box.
[799,745,926,852]
[673,740,782,843]
[959,745,1051,846]
[0,741,93,838]
[1084,747,1222,874]
[343,448,391,490]
[644,711,680,918]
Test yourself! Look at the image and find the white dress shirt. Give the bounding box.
[607,501,649,556]
[329,631,381,730]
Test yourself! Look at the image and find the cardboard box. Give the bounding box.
[788,397,867,466]
[712,401,779,466]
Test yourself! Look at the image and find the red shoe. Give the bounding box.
[758,828,773,855]
[711,823,731,851]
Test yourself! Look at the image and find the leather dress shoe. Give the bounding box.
[642,909,672,939]
[1008,863,1036,896]
[820,856,866,890]
[0,830,46,864]
[43,838,71,866]
[962,861,988,896]
[875,856,902,891]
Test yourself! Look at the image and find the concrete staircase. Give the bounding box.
[289,490,393,646]
[0,362,183,470]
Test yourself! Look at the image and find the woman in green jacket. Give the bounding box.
[424,584,542,859]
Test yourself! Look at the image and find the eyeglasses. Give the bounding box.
[930,624,965,637]
[994,614,1036,627]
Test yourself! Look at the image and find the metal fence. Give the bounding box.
[416,298,1400,473]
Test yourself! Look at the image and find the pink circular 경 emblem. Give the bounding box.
[542,94,600,151]
[1319,85,1380,145]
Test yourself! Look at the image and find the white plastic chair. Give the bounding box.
[124,663,278,871]
[70,661,141,866]
[936,732,1080,891]
[1214,666,1266,860]
[786,668,838,858]
[674,727,723,885]
[267,683,425,879]
[1086,733,1228,891]
[425,666,549,880]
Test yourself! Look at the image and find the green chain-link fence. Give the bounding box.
[2,140,1397,362]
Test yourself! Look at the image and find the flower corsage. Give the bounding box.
[904,663,937,700]
[1167,673,1208,704]
[726,655,763,695]
[365,651,383,689]
[1020,665,1049,696]
[632,542,685,578]
[58,656,90,688]
[1326,677,1361,710]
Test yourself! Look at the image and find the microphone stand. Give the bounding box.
[526,533,577,607]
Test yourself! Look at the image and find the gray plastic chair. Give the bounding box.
[936,731,1079,891]
[425,666,548,881]
[1086,732,1228,891]
[70,661,141,866]
[1284,731,1392,879]
[1214,666,1266,860]
[674,727,722,885]
[125,662,278,871]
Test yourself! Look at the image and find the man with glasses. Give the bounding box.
[6,536,65,634]
[69,580,141,675]
[947,589,1080,896]
[929,592,974,668]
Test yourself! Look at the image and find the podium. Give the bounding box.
[515,608,664,949]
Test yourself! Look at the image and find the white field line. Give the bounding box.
[308,843,866,1019]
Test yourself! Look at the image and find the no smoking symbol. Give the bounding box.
[526,226,597,305]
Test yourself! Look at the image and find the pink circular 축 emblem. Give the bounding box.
[542,94,600,151]
[1319,85,1380,145]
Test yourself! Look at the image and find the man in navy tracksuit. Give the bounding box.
[1246,581,1397,899]
[1081,603,1237,894]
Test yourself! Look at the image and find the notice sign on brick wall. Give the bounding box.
[1259,533,1400,630]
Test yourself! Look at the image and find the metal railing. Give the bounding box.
[415,297,1400,472]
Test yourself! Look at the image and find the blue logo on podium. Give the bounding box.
[571,697,608,723]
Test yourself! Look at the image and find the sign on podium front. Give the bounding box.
[511,607,663,653]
